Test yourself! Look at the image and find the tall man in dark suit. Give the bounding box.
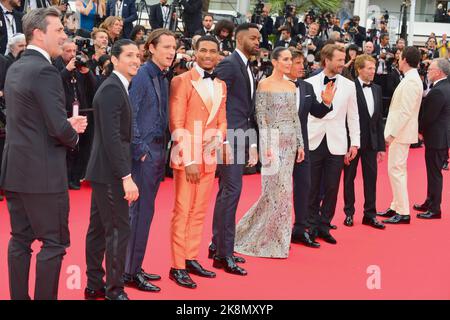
[194,13,214,36]
[343,54,386,229]
[84,39,140,301]
[150,0,170,30]
[414,58,450,219]
[123,29,176,293]
[0,7,87,300]
[106,0,137,39]
[180,0,202,37]
[209,23,260,276]
[0,0,23,55]
[352,16,367,49]
[251,5,273,50]
[286,49,334,248]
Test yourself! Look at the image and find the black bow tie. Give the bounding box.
[4,11,13,15]
[363,82,372,88]
[290,79,300,88]
[324,76,337,85]
[162,4,169,7]
[203,72,217,80]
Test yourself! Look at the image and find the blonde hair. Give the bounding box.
[320,44,345,67]
[354,54,376,75]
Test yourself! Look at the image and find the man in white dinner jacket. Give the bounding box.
[305,44,360,245]
[377,46,423,224]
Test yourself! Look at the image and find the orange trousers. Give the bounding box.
[171,169,215,269]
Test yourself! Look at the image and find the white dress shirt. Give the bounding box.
[195,64,214,99]
[235,48,254,98]
[27,45,52,63]
[358,77,375,117]
[161,3,170,27]
[113,70,130,94]
[1,3,16,54]
[115,0,124,17]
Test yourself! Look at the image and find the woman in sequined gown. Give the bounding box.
[234,47,305,258]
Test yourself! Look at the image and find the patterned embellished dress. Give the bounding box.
[234,91,303,258]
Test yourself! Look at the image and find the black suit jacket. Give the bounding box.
[353,80,385,152]
[0,8,23,55]
[180,0,202,37]
[296,79,332,157]
[274,39,297,48]
[274,16,304,38]
[0,49,78,193]
[419,78,450,149]
[215,51,257,141]
[354,26,367,48]
[85,73,132,184]
[149,3,165,30]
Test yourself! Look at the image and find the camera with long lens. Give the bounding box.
[284,4,295,19]
[253,0,265,25]
[75,38,95,69]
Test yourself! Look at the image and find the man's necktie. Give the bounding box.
[324,76,337,85]
[290,79,300,88]
[203,72,217,80]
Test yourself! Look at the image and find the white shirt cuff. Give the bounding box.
[122,174,131,180]
[250,143,258,148]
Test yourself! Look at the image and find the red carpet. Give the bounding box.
[0,147,449,300]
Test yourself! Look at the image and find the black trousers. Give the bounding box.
[85,182,130,298]
[343,149,378,218]
[424,147,447,213]
[292,154,311,237]
[67,113,93,184]
[5,191,70,300]
[308,137,344,233]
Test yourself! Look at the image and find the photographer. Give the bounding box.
[87,27,109,77]
[251,4,273,50]
[374,34,393,116]
[214,19,234,55]
[251,47,272,82]
[301,22,322,56]
[54,38,97,190]
[274,4,304,39]
[425,37,440,60]
[179,0,202,37]
[350,15,366,48]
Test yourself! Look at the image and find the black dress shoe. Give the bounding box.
[329,223,337,230]
[413,203,429,212]
[68,181,81,190]
[186,260,216,278]
[291,232,320,248]
[344,216,354,227]
[362,216,386,229]
[208,245,246,264]
[317,230,337,244]
[443,162,449,171]
[125,272,161,292]
[139,268,161,281]
[213,256,247,276]
[84,287,106,300]
[169,268,197,289]
[377,208,397,218]
[417,211,441,219]
[383,214,410,224]
[106,291,129,300]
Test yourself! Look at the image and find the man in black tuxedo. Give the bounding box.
[414,58,450,219]
[194,13,214,36]
[352,16,367,49]
[106,0,137,39]
[343,54,386,229]
[0,0,23,55]
[84,39,140,301]
[1,7,87,300]
[274,26,297,48]
[150,0,170,30]
[286,49,334,248]
[180,0,202,37]
[209,23,260,276]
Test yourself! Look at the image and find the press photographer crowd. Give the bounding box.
[0,0,449,300]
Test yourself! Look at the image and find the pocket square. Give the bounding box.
[305,95,311,98]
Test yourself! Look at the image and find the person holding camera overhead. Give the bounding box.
[76,0,105,32]
[274,4,305,39]
[54,38,97,190]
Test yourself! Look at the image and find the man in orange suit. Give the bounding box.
[169,35,227,289]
